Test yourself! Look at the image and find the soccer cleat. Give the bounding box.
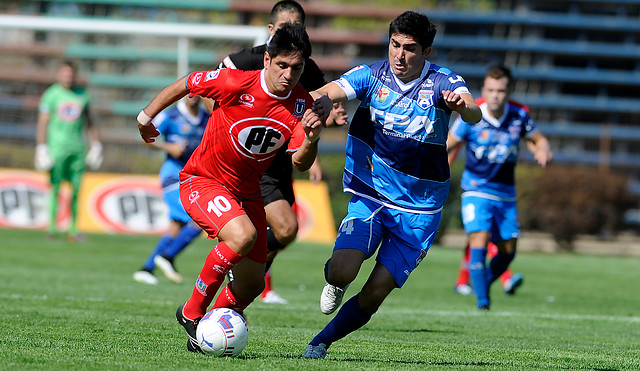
[503,273,524,295]
[454,284,473,296]
[304,343,328,359]
[154,255,183,283]
[175,303,203,353]
[478,304,490,311]
[261,290,288,304]
[320,283,349,315]
[133,270,158,285]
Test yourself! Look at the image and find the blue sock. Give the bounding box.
[469,247,490,308]
[163,224,202,259]
[142,234,173,271]
[310,295,372,347]
[486,252,516,285]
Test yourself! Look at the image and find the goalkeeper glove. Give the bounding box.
[34,144,54,171]
[85,142,103,170]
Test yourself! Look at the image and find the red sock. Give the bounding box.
[214,283,252,315]
[183,242,243,319]
[455,243,471,286]
[261,269,273,298]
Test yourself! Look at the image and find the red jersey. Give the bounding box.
[181,68,311,199]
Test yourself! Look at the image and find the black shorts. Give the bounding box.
[261,173,295,207]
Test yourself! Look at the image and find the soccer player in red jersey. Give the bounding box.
[137,23,327,353]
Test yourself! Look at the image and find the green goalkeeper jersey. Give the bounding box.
[39,83,91,154]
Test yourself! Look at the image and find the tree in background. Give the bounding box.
[517,165,631,251]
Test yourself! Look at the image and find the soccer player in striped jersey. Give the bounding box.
[447,65,553,310]
[303,11,482,359]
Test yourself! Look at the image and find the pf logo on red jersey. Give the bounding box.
[231,118,290,159]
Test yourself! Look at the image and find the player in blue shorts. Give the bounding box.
[447,65,553,310]
[133,95,209,285]
[303,11,482,359]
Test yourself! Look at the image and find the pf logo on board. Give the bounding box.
[88,177,168,234]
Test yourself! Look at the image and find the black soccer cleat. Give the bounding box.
[176,303,204,354]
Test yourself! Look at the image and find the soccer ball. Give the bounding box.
[196,308,248,357]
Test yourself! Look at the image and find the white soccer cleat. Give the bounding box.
[454,284,473,296]
[320,283,349,315]
[133,270,158,285]
[153,255,183,283]
[261,290,288,304]
[304,343,328,359]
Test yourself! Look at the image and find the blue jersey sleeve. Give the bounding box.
[334,65,372,101]
[435,67,471,97]
[154,111,170,136]
[449,116,469,141]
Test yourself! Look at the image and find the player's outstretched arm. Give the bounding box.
[529,132,553,168]
[443,91,482,123]
[446,133,464,166]
[137,76,189,143]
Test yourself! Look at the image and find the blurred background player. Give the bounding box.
[35,60,102,241]
[137,23,324,353]
[133,95,209,285]
[215,0,348,304]
[453,241,523,296]
[304,11,481,359]
[447,65,553,310]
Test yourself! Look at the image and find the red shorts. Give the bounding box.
[179,175,267,263]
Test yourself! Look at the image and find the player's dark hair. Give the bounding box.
[271,0,306,26]
[389,11,437,50]
[61,59,76,71]
[267,22,311,60]
[485,65,513,88]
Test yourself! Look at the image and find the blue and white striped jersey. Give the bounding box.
[450,98,538,199]
[335,60,471,213]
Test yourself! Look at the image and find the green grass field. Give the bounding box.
[1,229,638,370]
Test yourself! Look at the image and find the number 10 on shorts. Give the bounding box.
[207,196,232,216]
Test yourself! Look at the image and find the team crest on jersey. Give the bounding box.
[293,98,305,118]
[239,94,255,107]
[191,72,204,85]
[57,102,83,122]
[417,90,434,109]
[205,70,220,82]
[376,88,390,103]
[509,123,521,138]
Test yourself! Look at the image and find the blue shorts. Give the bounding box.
[333,195,441,287]
[163,180,191,223]
[461,193,520,242]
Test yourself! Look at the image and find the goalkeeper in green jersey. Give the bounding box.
[35,60,102,241]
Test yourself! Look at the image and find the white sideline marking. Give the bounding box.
[3,292,639,323]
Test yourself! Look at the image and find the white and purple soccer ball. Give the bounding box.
[196,308,248,357]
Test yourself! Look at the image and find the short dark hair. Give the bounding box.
[389,11,437,50]
[61,59,76,71]
[267,22,312,60]
[270,0,306,26]
[485,65,513,87]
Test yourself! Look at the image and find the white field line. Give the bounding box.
[3,292,639,323]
